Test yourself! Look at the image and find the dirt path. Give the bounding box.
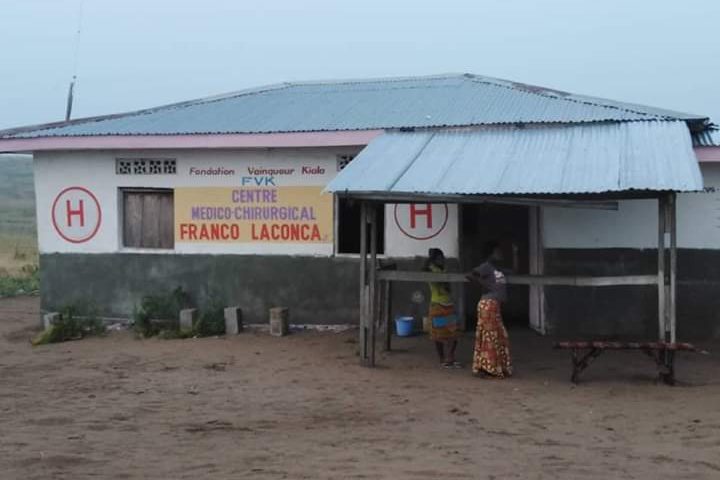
[1,296,719,479]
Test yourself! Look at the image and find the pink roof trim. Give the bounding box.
[0,130,384,152]
[694,147,720,163]
[3,130,718,165]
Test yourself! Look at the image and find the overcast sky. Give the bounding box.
[1,0,718,130]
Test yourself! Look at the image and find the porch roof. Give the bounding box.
[326,121,703,201]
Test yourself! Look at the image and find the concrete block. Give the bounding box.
[224,306,243,335]
[269,307,289,337]
[179,308,197,334]
[43,312,62,330]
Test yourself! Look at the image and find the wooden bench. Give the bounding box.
[553,341,707,385]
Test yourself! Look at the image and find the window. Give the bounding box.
[334,154,385,254]
[116,158,177,175]
[122,189,174,249]
[336,199,385,254]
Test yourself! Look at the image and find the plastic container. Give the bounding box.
[395,316,415,337]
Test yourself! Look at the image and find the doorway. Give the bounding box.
[460,204,535,330]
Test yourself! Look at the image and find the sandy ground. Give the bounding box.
[1,296,720,480]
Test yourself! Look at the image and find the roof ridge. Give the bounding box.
[283,73,467,87]
[462,75,688,122]
[151,74,477,113]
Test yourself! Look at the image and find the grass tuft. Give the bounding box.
[32,302,106,346]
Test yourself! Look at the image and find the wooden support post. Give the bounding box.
[658,193,676,343]
[657,195,667,342]
[668,193,677,343]
[457,204,467,331]
[383,279,392,351]
[529,206,546,334]
[359,202,369,365]
[368,204,378,367]
[457,282,466,332]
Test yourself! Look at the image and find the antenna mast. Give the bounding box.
[65,0,85,121]
[65,78,76,122]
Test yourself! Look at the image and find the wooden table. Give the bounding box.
[553,341,707,385]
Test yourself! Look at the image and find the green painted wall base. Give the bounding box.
[39,253,361,325]
[40,250,719,339]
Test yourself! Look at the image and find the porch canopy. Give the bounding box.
[325,120,703,366]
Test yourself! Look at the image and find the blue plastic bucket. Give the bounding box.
[395,316,415,337]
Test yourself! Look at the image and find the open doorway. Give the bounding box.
[460,204,532,330]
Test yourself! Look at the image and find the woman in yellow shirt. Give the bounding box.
[425,248,461,368]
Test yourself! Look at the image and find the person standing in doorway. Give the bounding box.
[425,248,461,369]
[468,241,513,378]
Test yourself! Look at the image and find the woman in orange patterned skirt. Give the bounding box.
[468,241,512,378]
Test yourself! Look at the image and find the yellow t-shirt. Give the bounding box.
[428,264,452,305]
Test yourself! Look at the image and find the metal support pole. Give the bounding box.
[668,193,677,343]
[368,204,378,366]
[657,196,666,342]
[359,202,368,365]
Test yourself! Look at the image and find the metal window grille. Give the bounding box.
[116,159,133,174]
[133,159,147,174]
[163,159,177,174]
[337,155,355,171]
[116,158,177,175]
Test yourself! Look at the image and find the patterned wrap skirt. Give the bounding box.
[472,299,512,377]
[429,303,460,342]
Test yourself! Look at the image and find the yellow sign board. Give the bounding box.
[174,187,333,244]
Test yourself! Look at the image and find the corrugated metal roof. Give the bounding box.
[326,121,702,196]
[0,74,707,139]
[693,127,720,147]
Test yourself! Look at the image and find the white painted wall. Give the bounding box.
[384,203,459,258]
[543,163,720,249]
[34,148,719,256]
[34,149,354,255]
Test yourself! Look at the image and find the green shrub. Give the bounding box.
[193,295,226,337]
[133,288,229,339]
[133,287,191,338]
[32,302,105,346]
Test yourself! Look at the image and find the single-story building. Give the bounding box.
[1,73,719,338]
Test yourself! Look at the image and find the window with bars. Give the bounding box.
[116,158,177,175]
[121,189,175,249]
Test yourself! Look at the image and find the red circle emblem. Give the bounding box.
[393,204,449,240]
[51,187,102,244]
